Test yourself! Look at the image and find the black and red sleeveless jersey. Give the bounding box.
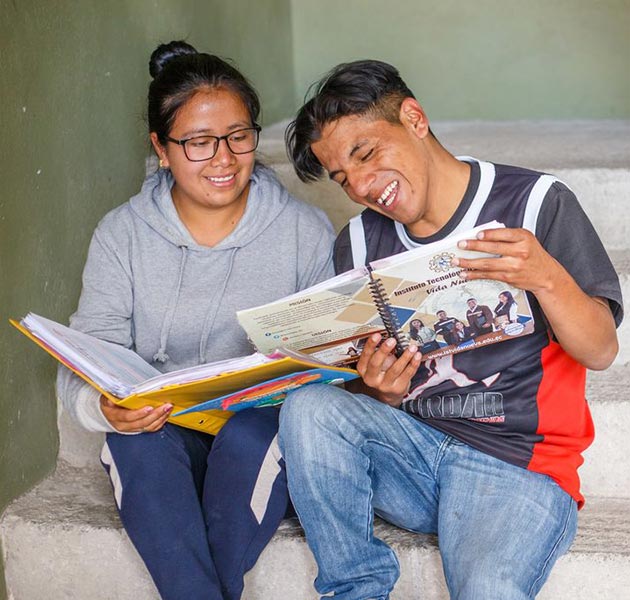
[334,159,624,506]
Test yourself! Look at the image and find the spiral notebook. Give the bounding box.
[237,221,535,366]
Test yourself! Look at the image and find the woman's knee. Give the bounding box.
[103,430,163,468]
[103,424,205,480]
[211,407,280,464]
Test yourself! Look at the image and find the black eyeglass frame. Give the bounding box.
[165,124,262,161]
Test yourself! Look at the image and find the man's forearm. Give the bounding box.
[535,266,618,370]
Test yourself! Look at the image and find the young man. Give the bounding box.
[433,309,458,345]
[466,297,494,336]
[279,60,623,600]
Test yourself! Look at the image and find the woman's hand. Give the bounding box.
[100,395,173,433]
[356,334,422,407]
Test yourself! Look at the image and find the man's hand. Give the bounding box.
[454,227,561,293]
[100,396,173,433]
[355,334,422,407]
[454,227,618,370]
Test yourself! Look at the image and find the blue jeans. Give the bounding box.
[101,407,288,600]
[279,385,577,600]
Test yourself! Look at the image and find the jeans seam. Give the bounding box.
[526,494,575,597]
[432,434,454,480]
[360,439,435,491]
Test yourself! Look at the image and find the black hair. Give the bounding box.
[286,60,416,182]
[498,290,515,307]
[409,319,425,340]
[148,40,261,143]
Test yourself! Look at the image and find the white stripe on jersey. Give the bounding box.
[349,214,368,268]
[347,158,563,263]
[522,175,559,235]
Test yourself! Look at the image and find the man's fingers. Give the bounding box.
[356,333,382,369]
[458,227,532,254]
[474,227,525,242]
[358,337,397,381]
[381,344,421,383]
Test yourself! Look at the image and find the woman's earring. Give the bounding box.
[159,158,165,169]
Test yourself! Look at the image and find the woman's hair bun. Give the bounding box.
[149,40,198,79]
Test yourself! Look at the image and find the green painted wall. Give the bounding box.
[0,1,292,597]
[290,0,630,119]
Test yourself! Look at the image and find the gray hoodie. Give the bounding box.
[57,164,335,431]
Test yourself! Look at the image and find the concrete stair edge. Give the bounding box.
[267,161,630,251]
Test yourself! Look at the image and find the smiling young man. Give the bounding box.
[278,60,624,600]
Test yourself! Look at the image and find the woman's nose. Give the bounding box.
[211,138,236,166]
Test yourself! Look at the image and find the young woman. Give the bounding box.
[452,319,474,344]
[494,290,519,327]
[408,318,440,352]
[56,41,335,600]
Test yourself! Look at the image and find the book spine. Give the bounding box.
[367,272,409,357]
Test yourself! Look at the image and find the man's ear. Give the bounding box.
[399,98,430,139]
[150,132,169,168]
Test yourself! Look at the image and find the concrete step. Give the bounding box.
[260,120,630,251]
[582,365,630,498]
[608,252,629,366]
[1,461,628,599]
[269,162,630,251]
[260,120,630,170]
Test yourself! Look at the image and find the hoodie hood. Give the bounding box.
[128,163,291,252]
[123,163,296,365]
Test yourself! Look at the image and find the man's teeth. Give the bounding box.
[208,174,235,182]
[376,181,398,207]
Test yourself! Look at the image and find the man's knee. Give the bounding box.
[281,383,353,431]
[279,384,349,453]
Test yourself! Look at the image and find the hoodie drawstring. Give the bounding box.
[198,247,237,363]
[153,245,188,364]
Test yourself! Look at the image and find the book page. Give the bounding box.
[133,352,275,394]
[237,222,535,366]
[237,267,383,364]
[371,222,535,361]
[22,313,159,397]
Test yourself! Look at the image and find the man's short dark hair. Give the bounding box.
[286,60,415,182]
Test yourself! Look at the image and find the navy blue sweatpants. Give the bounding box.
[100,407,288,600]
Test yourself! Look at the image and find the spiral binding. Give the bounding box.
[368,272,410,357]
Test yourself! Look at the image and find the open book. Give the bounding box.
[11,313,358,435]
[237,221,535,366]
